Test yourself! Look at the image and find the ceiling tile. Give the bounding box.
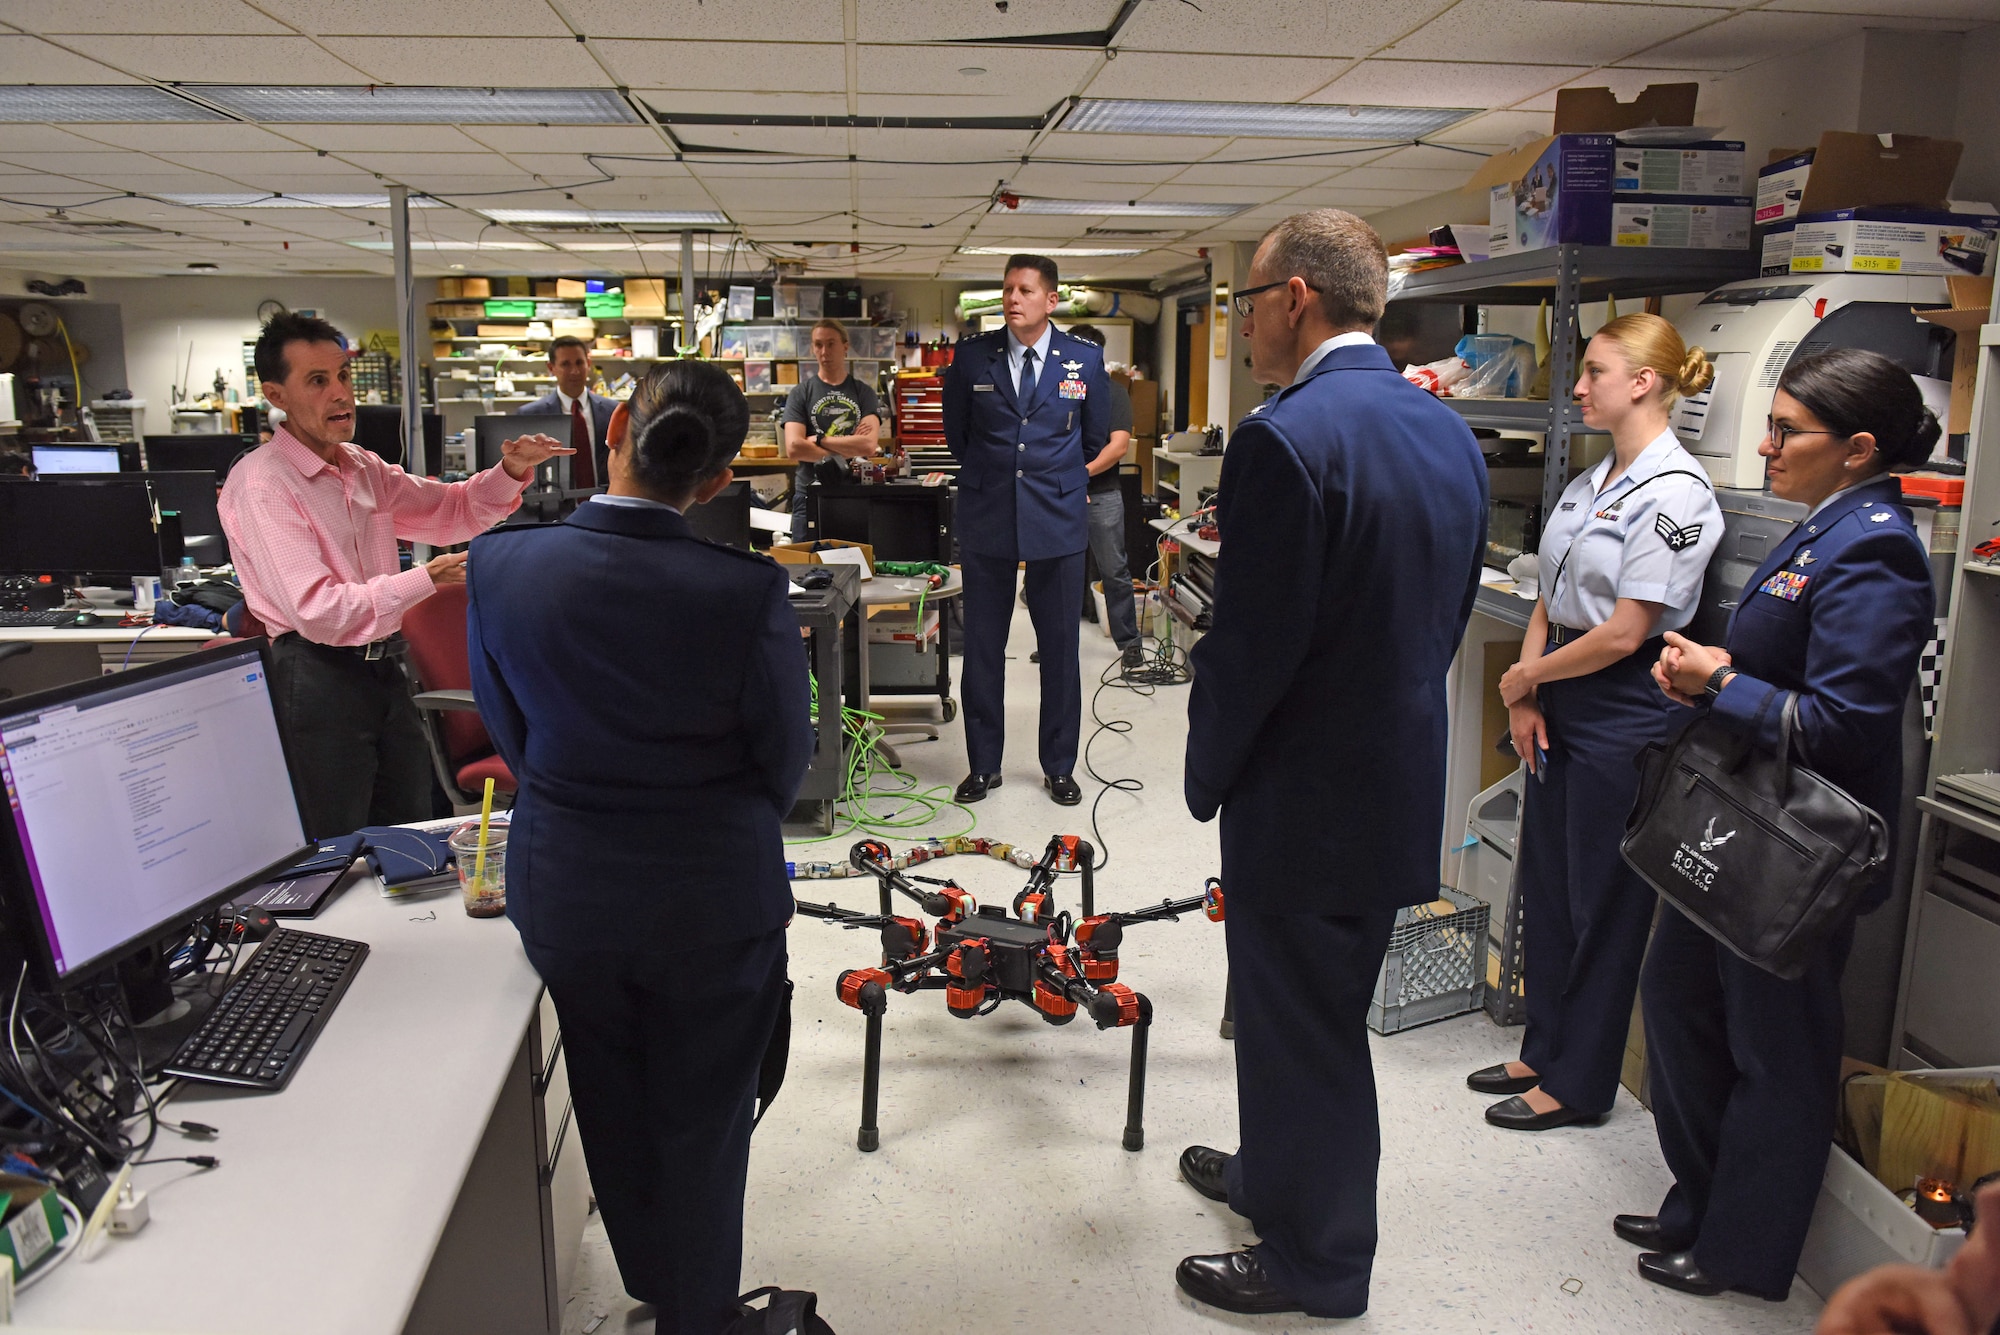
[856,163,1008,195]
[1007,161,1193,191]
[1306,59,1587,108]
[1166,161,1347,187]
[331,151,522,177]
[253,0,573,37]
[1132,182,1279,204]
[850,92,1061,118]
[856,0,1124,42]
[1320,164,1476,190]
[461,125,670,154]
[1273,183,1438,207]
[562,0,846,42]
[1366,142,1504,170]
[54,35,376,82]
[1766,0,2000,13]
[267,124,492,152]
[1621,10,1968,69]
[317,36,608,85]
[857,44,1098,98]
[602,39,846,92]
[0,150,174,175]
[1115,0,1446,56]
[0,126,123,153]
[694,160,850,182]
[0,34,134,81]
[1427,108,1553,146]
[1083,52,1346,102]
[1385,0,1720,65]
[149,150,378,176]
[8,0,292,33]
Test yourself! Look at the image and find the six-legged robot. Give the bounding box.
[794,835,1224,1152]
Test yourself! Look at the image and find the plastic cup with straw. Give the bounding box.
[450,777,507,917]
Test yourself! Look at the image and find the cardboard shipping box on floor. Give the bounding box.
[1917,276,1995,433]
[769,538,875,576]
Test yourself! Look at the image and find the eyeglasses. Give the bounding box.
[1232,279,1316,319]
[1764,417,1842,451]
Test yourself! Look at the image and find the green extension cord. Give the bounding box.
[791,672,974,848]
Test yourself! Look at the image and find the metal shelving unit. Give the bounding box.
[1890,307,2000,1070]
[1387,245,1757,516]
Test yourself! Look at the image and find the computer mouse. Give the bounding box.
[69,611,105,627]
[799,568,834,590]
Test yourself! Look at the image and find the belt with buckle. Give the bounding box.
[1547,623,1588,646]
[280,631,405,662]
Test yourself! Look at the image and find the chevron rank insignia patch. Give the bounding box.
[1655,514,1703,551]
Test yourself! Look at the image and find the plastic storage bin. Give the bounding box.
[1798,1144,1967,1299]
[1369,886,1490,1035]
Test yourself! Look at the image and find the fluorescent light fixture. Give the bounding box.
[1059,98,1472,140]
[0,85,221,123]
[163,193,447,209]
[1003,198,1244,218]
[193,86,639,125]
[483,208,729,226]
[557,241,735,252]
[347,239,550,252]
[959,246,1145,258]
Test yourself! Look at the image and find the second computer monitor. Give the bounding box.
[812,483,952,563]
[61,471,227,566]
[683,480,754,550]
[475,414,573,488]
[0,478,162,579]
[145,435,257,484]
[31,444,121,474]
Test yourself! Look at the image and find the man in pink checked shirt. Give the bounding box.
[220,312,571,839]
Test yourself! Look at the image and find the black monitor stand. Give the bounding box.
[114,935,219,1074]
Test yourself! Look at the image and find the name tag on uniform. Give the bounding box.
[973,383,995,392]
[1759,570,1810,601]
[1058,380,1087,399]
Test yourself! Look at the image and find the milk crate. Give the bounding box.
[1368,886,1490,1035]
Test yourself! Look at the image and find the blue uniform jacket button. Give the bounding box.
[1017,469,1024,477]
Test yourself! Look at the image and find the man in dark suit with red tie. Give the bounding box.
[519,335,617,488]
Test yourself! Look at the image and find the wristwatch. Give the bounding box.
[1704,665,1735,697]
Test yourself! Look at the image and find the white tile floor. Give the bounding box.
[560,604,1824,1334]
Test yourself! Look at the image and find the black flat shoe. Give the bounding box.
[1637,1250,1789,1302]
[1174,1249,1304,1316]
[1615,1214,1695,1252]
[1466,1063,1537,1095]
[1045,773,1081,806]
[1484,1095,1603,1131]
[1177,1145,1231,1203]
[954,773,1002,804]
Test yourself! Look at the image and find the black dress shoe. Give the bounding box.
[1174,1249,1304,1316]
[1615,1214,1694,1252]
[1484,1095,1603,1131]
[1637,1250,1789,1302]
[1177,1145,1230,1203]
[1466,1063,1538,1095]
[1045,773,1081,806]
[954,773,1002,804]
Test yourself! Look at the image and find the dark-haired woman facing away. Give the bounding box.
[468,361,813,1335]
[1620,349,1938,1304]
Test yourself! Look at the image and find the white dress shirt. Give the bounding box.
[556,389,594,451]
[1005,323,1056,396]
[1294,330,1377,384]
[589,492,680,515]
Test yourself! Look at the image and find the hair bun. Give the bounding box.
[1679,345,1716,397]
[636,402,714,467]
[1913,404,1943,456]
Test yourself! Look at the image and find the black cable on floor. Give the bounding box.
[1079,620,1191,872]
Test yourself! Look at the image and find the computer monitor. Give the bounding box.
[60,472,226,566]
[31,444,121,474]
[0,641,311,999]
[144,434,257,483]
[812,482,952,562]
[475,414,573,487]
[0,478,162,579]
[683,480,754,550]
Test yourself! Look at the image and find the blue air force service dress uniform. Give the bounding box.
[1184,339,1487,1317]
[942,326,1110,778]
[466,497,814,1335]
[1641,475,1933,1296]
[1515,430,1723,1117]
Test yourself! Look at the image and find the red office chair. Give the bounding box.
[399,584,517,807]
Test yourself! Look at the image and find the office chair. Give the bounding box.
[398,584,517,806]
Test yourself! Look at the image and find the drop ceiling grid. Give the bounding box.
[0,33,137,82]
[248,0,575,39]
[46,34,382,83]
[1078,51,1351,103]
[312,36,609,86]
[1305,58,1592,109]
[1617,8,1974,70]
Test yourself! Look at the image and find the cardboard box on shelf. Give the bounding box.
[1758,150,1815,224]
[1552,82,1698,134]
[1790,209,1998,277]
[533,280,559,298]
[1613,142,1747,197]
[475,323,531,339]
[1611,195,1752,250]
[1787,131,1964,216]
[1761,220,1799,275]
[430,302,486,320]
[551,318,596,341]
[556,278,588,299]
[1916,275,1995,433]
[501,275,532,298]
[1481,134,1618,256]
[460,277,492,299]
[437,277,463,300]
[624,278,669,318]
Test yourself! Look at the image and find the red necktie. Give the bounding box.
[569,398,595,488]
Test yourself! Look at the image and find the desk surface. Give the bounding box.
[20,837,543,1335]
[860,569,963,607]
[0,623,217,644]
[1148,515,1219,559]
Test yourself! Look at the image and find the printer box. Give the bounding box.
[1485,134,1617,256]
[1614,142,1746,197]
[1757,150,1814,224]
[1790,209,1999,276]
[1760,221,1799,275]
[1612,195,1752,250]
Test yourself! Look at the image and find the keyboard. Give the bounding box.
[164,928,368,1091]
[0,609,83,627]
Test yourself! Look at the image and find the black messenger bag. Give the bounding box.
[1620,692,1887,980]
